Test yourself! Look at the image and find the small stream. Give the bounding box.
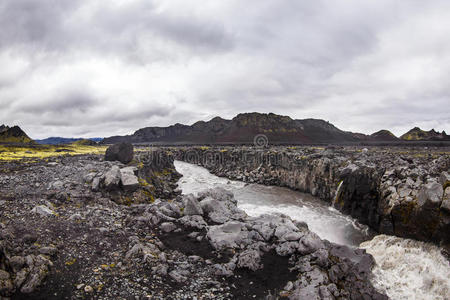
[174,161,450,300]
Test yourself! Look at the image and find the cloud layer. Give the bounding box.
[0,0,449,138]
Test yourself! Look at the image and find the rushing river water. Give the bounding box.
[174,161,450,300]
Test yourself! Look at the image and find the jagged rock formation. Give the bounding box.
[401,127,449,141]
[102,113,359,145]
[0,149,387,299]
[0,125,33,144]
[174,147,450,255]
[151,187,387,299]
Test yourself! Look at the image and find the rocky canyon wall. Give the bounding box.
[171,147,450,253]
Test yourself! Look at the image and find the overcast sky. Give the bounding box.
[0,0,449,139]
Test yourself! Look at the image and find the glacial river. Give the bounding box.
[175,161,450,300]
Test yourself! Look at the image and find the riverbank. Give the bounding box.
[0,148,387,299]
[175,160,450,300]
[173,146,450,255]
[0,151,185,299]
[1,145,449,299]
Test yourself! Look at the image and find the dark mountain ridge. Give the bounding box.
[0,124,33,144]
[400,127,449,141]
[4,116,448,146]
[102,112,411,145]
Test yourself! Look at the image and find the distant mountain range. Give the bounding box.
[101,112,450,145]
[35,137,103,145]
[2,114,448,146]
[0,125,103,145]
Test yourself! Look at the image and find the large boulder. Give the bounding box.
[120,167,139,191]
[104,166,121,189]
[198,188,247,223]
[200,197,230,223]
[207,221,250,250]
[198,187,236,204]
[417,181,444,208]
[183,195,204,216]
[105,143,134,164]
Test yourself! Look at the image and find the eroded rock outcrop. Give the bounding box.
[0,149,181,298]
[151,187,387,299]
[0,235,53,296]
[174,147,450,253]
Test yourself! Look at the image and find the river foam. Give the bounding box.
[360,235,450,300]
[175,160,450,300]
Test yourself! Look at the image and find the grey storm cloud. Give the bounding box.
[0,0,449,138]
[20,91,100,114]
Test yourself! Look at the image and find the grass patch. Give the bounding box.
[0,144,107,161]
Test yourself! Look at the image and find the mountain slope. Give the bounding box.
[0,125,34,144]
[102,112,359,145]
[35,137,103,145]
[400,127,449,141]
[370,130,399,141]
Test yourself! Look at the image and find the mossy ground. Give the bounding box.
[0,135,33,144]
[0,144,107,161]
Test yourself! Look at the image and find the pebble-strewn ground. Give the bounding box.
[0,154,233,299]
[1,151,387,299]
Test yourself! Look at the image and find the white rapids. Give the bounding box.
[360,235,450,300]
[174,160,450,300]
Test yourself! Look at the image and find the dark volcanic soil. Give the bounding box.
[0,150,389,299]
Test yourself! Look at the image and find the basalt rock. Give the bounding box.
[0,240,53,297]
[152,187,387,299]
[174,147,450,252]
[105,142,134,164]
[0,154,226,299]
[119,166,140,191]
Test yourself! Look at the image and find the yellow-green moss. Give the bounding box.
[443,181,450,191]
[71,139,97,146]
[153,169,172,176]
[139,178,150,187]
[65,258,77,266]
[0,135,33,144]
[0,144,107,161]
[96,284,104,292]
[142,190,155,203]
[122,196,133,206]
